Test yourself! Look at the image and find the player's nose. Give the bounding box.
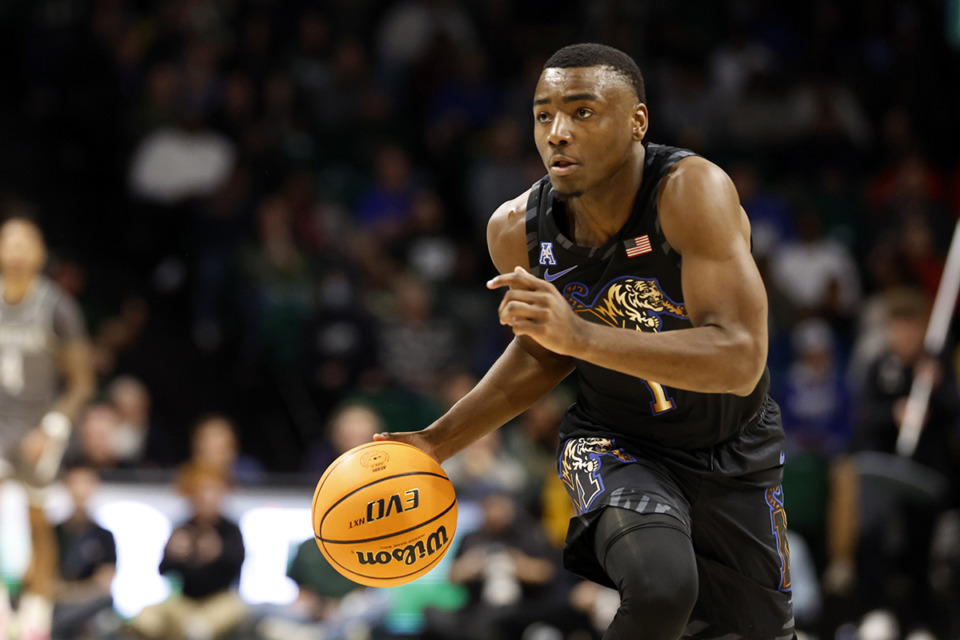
[547,114,573,146]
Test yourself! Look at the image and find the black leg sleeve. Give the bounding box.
[592,507,699,640]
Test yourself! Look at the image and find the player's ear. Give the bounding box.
[632,103,648,142]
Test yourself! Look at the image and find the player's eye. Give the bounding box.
[576,107,593,119]
[536,111,552,123]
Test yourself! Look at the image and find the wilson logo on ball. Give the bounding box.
[355,524,449,566]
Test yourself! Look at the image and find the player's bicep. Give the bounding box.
[680,247,767,335]
[659,158,767,336]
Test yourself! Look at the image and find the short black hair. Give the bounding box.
[543,43,646,103]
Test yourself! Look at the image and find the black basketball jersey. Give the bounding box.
[525,143,770,453]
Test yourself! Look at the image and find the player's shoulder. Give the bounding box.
[657,155,746,254]
[660,155,732,198]
[35,276,76,305]
[487,187,534,274]
[488,189,531,231]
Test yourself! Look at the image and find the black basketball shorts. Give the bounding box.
[557,401,796,639]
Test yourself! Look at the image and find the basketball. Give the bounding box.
[312,440,458,587]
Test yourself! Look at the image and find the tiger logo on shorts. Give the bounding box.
[560,438,636,514]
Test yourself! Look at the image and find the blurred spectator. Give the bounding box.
[107,375,172,468]
[129,62,181,138]
[379,274,459,395]
[255,538,389,640]
[300,269,380,421]
[190,166,255,352]
[789,74,872,174]
[722,69,794,149]
[507,390,576,548]
[777,318,852,581]
[730,162,794,258]
[287,11,332,112]
[314,37,375,143]
[130,464,246,640]
[770,208,861,333]
[423,48,500,156]
[444,430,526,503]
[239,195,316,370]
[656,61,718,151]
[190,414,264,485]
[70,404,128,473]
[467,117,530,228]
[353,144,419,242]
[52,464,117,640]
[567,580,620,640]
[780,318,853,458]
[807,167,860,252]
[282,169,349,256]
[844,287,960,638]
[301,402,382,476]
[866,152,945,223]
[707,25,776,114]
[178,39,224,121]
[399,190,458,282]
[424,492,559,640]
[376,0,478,76]
[128,115,236,205]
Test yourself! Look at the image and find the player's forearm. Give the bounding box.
[573,320,765,396]
[422,339,573,462]
[54,343,96,423]
[52,382,95,424]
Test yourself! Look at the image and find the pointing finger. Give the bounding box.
[487,267,542,290]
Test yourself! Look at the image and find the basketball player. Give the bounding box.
[376,44,794,639]
[0,216,95,640]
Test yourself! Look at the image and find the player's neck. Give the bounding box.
[1,274,35,304]
[565,152,644,247]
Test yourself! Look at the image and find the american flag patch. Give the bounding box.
[624,235,652,257]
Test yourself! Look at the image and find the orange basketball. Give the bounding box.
[312,440,458,587]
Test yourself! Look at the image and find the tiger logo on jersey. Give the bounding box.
[563,276,686,332]
[560,438,636,514]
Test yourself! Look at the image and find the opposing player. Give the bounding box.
[0,216,95,640]
[376,44,794,639]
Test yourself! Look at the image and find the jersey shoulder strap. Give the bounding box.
[524,177,551,277]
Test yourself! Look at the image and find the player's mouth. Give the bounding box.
[549,156,579,176]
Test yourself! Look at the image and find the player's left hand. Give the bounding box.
[488,267,583,355]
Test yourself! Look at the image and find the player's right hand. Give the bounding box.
[373,430,441,463]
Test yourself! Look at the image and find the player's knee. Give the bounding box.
[618,562,697,631]
[595,509,698,639]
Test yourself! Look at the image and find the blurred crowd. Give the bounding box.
[2,0,960,638]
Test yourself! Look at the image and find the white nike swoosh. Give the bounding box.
[544,265,578,282]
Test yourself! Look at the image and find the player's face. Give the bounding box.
[0,221,46,278]
[533,66,647,199]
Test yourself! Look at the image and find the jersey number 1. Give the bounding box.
[643,380,675,414]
